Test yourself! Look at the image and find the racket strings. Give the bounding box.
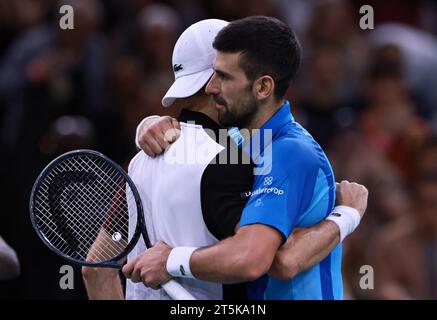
[39,165,116,255]
[39,157,129,260]
[61,156,131,258]
[33,155,136,263]
[36,167,120,260]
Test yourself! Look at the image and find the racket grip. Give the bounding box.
[161,279,196,300]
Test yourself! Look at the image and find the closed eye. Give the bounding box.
[218,73,227,80]
[214,70,232,81]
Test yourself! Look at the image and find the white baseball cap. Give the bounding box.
[161,19,229,107]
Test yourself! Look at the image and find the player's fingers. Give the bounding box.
[148,138,165,155]
[153,130,170,151]
[139,142,156,158]
[157,116,176,134]
[169,119,181,142]
[141,274,160,289]
[171,118,181,131]
[164,128,179,143]
[130,267,142,283]
[150,281,161,290]
[140,275,150,287]
[122,261,135,278]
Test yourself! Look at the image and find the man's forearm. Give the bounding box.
[190,225,282,284]
[190,236,252,284]
[82,267,124,300]
[270,221,340,280]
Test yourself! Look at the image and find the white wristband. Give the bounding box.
[326,205,361,242]
[135,115,160,149]
[166,247,198,279]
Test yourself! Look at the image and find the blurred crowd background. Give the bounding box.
[1,0,437,299]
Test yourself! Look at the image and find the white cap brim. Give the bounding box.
[161,68,214,107]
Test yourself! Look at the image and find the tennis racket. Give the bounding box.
[29,149,195,300]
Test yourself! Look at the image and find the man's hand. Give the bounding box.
[137,116,181,157]
[122,241,172,289]
[336,180,368,217]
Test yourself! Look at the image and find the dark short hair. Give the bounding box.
[213,16,301,100]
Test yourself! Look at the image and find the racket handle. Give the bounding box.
[161,279,196,300]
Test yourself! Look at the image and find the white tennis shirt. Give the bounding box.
[126,122,224,300]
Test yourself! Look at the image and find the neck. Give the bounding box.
[245,98,285,133]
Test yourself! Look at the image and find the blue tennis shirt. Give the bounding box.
[239,101,343,300]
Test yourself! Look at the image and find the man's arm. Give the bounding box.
[123,223,283,286]
[268,180,368,280]
[190,181,367,282]
[81,229,125,299]
[82,267,124,300]
[0,236,20,280]
[268,221,339,280]
[123,180,367,287]
[190,224,283,283]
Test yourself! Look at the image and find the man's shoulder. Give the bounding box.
[127,151,150,173]
[270,134,320,169]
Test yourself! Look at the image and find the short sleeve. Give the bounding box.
[239,139,320,240]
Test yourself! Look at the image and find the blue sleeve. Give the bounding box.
[239,139,320,240]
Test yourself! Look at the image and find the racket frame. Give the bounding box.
[29,149,149,269]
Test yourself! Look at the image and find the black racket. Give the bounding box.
[29,149,195,300]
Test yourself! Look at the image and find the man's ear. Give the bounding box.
[253,76,275,101]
